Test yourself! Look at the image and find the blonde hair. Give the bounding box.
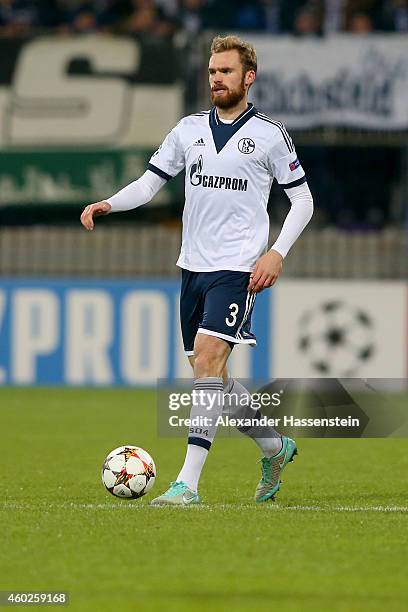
[210,35,257,74]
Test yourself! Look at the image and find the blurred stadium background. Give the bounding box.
[0,0,407,385]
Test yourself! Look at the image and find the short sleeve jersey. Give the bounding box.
[148,104,306,272]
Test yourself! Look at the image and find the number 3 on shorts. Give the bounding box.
[225,303,239,327]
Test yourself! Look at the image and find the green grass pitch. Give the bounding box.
[1,388,407,612]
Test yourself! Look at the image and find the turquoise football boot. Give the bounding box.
[150,481,200,506]
[255,436,298,502]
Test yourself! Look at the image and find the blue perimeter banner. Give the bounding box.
[0,279,273,386]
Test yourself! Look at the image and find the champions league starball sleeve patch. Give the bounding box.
[289,159,300,171]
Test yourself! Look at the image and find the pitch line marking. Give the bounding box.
[1,502,408,513]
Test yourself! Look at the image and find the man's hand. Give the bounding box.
[80,201,112,230]
[247,249,283,294]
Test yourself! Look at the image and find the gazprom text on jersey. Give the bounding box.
[192,174,248,191]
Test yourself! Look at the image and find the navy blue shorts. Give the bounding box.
[180,269,257,356]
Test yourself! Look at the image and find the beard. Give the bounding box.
[210,75,246,109]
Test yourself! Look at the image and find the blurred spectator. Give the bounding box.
[280,0,309,32]
[322,0,347,34]
[56,0,120,33]
[122,0,175,37]
[348,10,374,30]
[382,0,408,31]
[0,0,38,36]
[156,0,178,19]
[71,10,98,32]
[97,0,129,28]
[322,0,383,32]
[0,0,407,37]
[294,5,322,35]
[233,1,265,30]
[343,0,383,28]
[260,0,282,33]
[178,0,204,37]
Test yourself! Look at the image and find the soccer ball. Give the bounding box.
[102,445,156,499]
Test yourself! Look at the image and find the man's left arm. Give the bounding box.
[248,182,313,293]
[248,128,314,294]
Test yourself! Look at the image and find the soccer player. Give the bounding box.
[80,35,313,505]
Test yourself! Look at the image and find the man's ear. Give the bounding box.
[245,70,256,87]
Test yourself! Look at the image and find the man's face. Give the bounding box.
[209,50,253,109]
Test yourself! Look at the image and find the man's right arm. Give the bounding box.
[80,169,166,230]
[80,120,185,230]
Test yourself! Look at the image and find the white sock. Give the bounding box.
[224,378,282,457]
[176,444,209,492]
[253,435,282,458]
[176,377,224,492]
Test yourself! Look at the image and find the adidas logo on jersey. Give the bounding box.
[193,138,205,146]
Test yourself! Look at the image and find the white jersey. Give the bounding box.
[148,103,306,272]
